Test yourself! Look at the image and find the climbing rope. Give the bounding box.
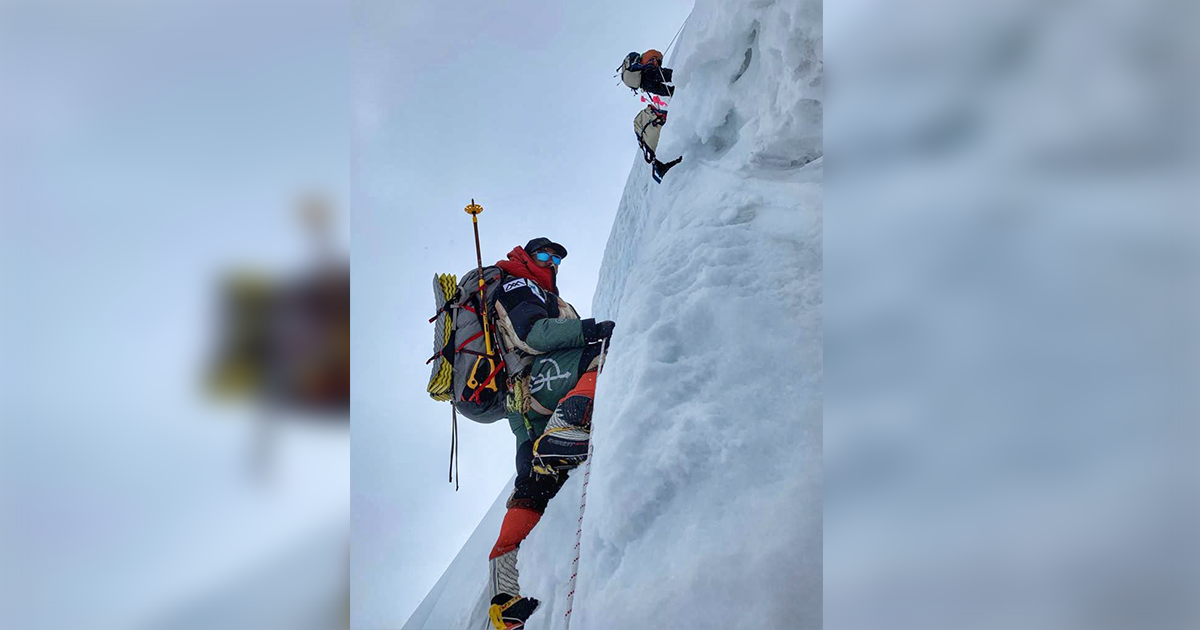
[562,435,594,628]
[648,13,689,88]
[663,15,688,62]
[563,337,608,630]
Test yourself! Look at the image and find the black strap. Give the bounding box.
[449,405,459,491]
[636,133,656,164]
[428,299,459,323]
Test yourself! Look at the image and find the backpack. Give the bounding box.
[620,52,642,90]
[426,266,526,423]
[621,49,667,91]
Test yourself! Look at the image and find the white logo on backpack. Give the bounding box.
[527,283,546,303]
[503,277,546,303]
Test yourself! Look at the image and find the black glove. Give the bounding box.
[582,318,615,344]
[594,320,615,344]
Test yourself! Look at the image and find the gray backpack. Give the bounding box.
[426,267,525,423]
[620,52,643,90]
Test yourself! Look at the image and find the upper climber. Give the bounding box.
[619,49,683,183]
[621,49,674,97]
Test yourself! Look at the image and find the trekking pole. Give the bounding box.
[464,200,494,358]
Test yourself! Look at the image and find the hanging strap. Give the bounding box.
[428,298,462,323]
[449,404,459,491]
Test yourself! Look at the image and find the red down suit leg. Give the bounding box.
[489,507,541,560]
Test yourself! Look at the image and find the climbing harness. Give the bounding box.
[636,106,668,159]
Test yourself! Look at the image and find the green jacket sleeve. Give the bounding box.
[523,317,589,353]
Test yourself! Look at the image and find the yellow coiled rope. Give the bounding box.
[426,273,458,401]
[506,373,532,414]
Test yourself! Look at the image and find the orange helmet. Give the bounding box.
[641,49,663,67]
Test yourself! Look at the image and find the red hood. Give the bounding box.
[496,246,557,294]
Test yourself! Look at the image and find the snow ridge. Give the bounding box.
[406,0,821,627]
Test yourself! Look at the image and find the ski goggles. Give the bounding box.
[535,251,563,265]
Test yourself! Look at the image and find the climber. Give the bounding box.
[620,49,683,183]
[486,237,615,630]
[621,49,674,97]
[634,105,683,183]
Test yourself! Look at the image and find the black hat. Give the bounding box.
[524,237,568,259]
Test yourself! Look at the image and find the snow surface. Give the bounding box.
[405,0,821,628]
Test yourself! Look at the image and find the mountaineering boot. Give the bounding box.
[531,429,590,475]
[533,371,596,475]
[489,594,540,630]
[652,156,683,183]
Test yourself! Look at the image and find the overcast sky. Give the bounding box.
[348,0,694,627]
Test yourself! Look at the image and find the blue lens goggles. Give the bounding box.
[535,251,563,265]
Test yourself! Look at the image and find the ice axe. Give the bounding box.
[464,200,500,394]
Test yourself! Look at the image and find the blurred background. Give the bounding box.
[825,0,1198,629]
[0,1,351,628]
